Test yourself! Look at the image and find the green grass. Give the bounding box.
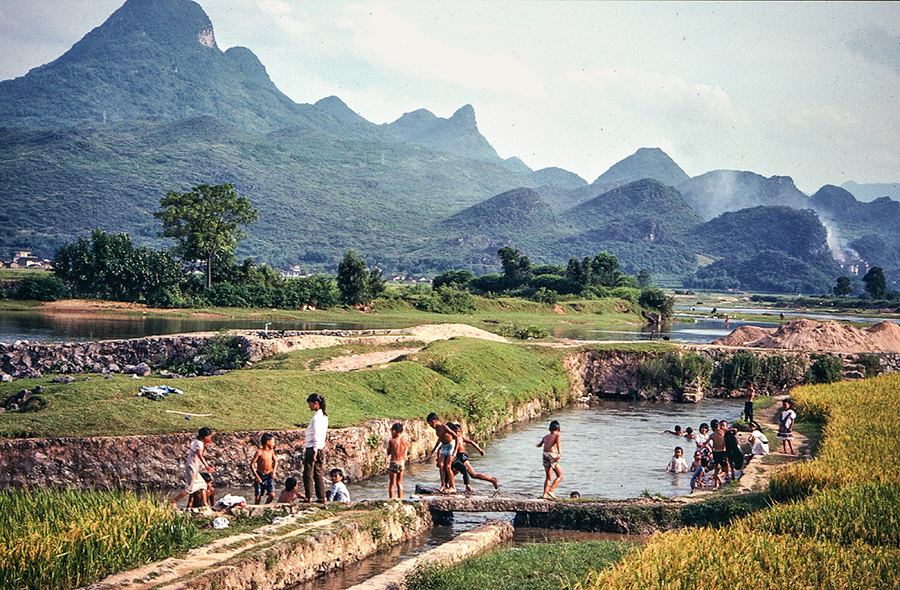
[405,540,634,590]
[0,489,197,590]
[0,337,571,438]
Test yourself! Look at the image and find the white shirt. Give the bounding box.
[306,409,328,450]
[330,481,351,503]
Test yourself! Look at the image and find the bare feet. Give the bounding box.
[443,488,457,494]
[465,485,475,492]
[490,477,499,489]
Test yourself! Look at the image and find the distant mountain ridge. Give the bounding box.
[0,0,897,292]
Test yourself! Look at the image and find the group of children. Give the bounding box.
[663,398,795,491]
[170,427,352,509]
[426,413,500,494]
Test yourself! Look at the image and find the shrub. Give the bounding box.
[415,286,476,314]
[856,353,881,378]
[806,355,843,384]
[14,276,67,301]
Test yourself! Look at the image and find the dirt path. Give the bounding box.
[314,348,422,371]
[91,510,345,590]
[732,397,810,494]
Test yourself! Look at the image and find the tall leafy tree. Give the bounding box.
[498,246,532,290]
[337,250,372,305]
[154,184,258,289]
[862,267,887,299]
[833,276,853,298]
[590,251,621,288]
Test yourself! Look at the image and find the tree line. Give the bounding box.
[3,183,674,316]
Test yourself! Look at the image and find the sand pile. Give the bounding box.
[864,321,900,353]
[713,318,900,353]
[713,326,775,347]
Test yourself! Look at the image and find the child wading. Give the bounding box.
[250,433,278,504]
[387,423,408,499]
[449,423,499,492]
[537,420,562,499]
[170,427,215,508]
[426,412,458,493]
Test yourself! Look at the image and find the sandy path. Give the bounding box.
[314,348,422,371]
[732,397,810,494]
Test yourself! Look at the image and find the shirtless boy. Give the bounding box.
[387,423,409,499]
[708,420,730,488]
[537,420,562,499]
[250,433,278,504]
[427,412,458,493]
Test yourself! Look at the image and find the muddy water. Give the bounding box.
[347,398,741,501]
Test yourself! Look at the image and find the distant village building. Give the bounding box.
[5,251,52,269]
[280,265,309,279]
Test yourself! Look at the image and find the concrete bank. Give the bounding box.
[85,501,431,590]
[345,519,514,590]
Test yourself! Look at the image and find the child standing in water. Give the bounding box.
[250,433,278,504]
[537,420,562,499]
[387,423,408,499]
[170,427,215,508]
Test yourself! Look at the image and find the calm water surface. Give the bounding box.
[347,398,740,502]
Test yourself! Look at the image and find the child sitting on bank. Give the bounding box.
[277,477,305,503]
[187,472,215,508]
[327,468,351,503]
[666,446,688,473]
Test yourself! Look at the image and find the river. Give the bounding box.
[0,308,778,345]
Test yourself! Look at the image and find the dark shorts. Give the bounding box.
[388,461,405,474]
[456,452,469,463]
[712,450,729,470]
[255,472,274,496]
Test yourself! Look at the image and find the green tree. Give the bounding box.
[53,229,182,302]
[433,270,474,290]
[498,246,532,290]
[862,267,887,299]
[590,251,621,288]
[154,183,258,289]
[638,287,675,319]
[337,250,379,305]
[637,268,653,289]
[833,276,853,298]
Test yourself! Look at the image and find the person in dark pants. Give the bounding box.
[303,394,328,502]
[743,383,756,427]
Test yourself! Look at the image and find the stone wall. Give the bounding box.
[568,346,900,403]
[0,394,570,490]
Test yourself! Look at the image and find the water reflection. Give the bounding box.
[0,310,377,344]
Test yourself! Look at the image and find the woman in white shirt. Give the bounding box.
[304,394,329,502]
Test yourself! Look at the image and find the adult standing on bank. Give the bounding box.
[304,394,329,503]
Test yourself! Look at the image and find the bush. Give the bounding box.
[415,286,476,314]
[856,353,881,378]
[806,355,844,384]
[497,323,549,340]
[14,275,67,301]
[166,330,247,375]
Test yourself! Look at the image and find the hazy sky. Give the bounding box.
[1,0,898,192]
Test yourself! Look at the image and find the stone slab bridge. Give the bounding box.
[414,485,550,524]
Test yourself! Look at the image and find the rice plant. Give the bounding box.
[0,489,198,590]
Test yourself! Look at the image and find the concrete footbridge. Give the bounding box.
[413,485,551,515]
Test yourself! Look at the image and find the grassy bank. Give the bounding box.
[405,540,633,590]
[0,489,197,590]
[0,338,571,438]
[572,372,900,589]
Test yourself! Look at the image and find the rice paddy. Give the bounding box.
[575,372,900,589]
[0,489,198,590]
